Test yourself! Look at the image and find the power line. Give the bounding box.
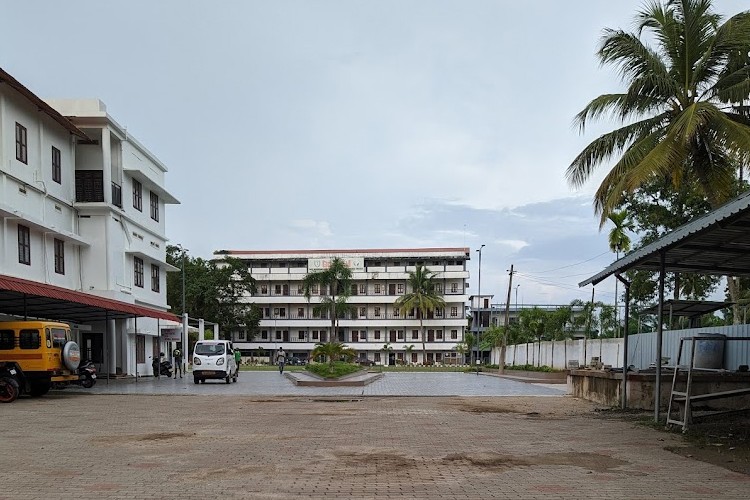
[523,251,611,275]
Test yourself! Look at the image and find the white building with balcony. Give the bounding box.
[0,67,180,377]
[219,248,470,366]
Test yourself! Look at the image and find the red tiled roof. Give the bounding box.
[0,67,88,139]
[216,248,470,256]
[0,274,178,323]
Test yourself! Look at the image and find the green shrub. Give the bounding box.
[306,361,362,379]
[505,364,559,373]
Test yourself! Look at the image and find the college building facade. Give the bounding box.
[221,248,471,365]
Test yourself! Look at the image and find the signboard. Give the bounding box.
[161,328,182,341]
[308,257,364,272]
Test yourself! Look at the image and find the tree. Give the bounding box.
[302,257,355,344]
[404,344,415,365]
[394,265,446,363]
[453,342,468,367]
[608,211,632,337]
[568,0,750,321]
[310,341,355,371]
[463,332,475,364]
[167,246,261,340]
[380,343,393,367]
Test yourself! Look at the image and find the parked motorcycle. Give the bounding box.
[77,360,97,388]
[151,354,173,377]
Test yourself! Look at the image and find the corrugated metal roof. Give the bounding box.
[0,274,178,323]
[580,190,750,286]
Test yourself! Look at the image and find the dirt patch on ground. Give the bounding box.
[92,431,192,445]
[444,451,631,473]
[594,406,750,475]
[449,398,577,419]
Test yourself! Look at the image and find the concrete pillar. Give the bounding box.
[101,127,112,204]
[108,318,117,375]
[215,323,220,340]
[182,313,189,373]
[199,319,205,341]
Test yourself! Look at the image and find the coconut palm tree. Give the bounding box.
[394,265,446,363]
[311,341,355,371]
[608,211,632,337]
[567,0,750,223]
[569,0,750,323]
[302,257,355,344]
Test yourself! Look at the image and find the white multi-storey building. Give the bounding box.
[220,248,470,366]
[0,68,180,376]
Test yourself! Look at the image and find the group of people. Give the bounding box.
[168,346,287,375]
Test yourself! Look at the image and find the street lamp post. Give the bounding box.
[475,244,485,365]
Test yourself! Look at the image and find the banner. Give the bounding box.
[308,257,364,271]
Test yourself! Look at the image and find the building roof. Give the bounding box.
[640,299,729,318]
[0,274,179,323]
[216,248,470,258]
[580,189,750,286]
[0,67,88,139]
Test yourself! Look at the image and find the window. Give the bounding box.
[450,307,458,317]
[19,329,40,349]
[261,330,268,340]
[408,308,415,318]
[261,285,268,294]
[412,330,419,340]
[133,179,142,211]
[0,330,15,350]
[134,257,144,287]
[359,307,366,318]
[279,308,286,317]
[393,309,399,318]
[397,284,404,294]
[297,284,303,295]
[275,331,281,340]
[374,284,381,294]
[54,239,65,274]
[451,330,458,339]
[451,283,458,293]
[436,329,443,340]
[136,335,145,363]
[150,191,159,221]
[312,331,319,340]
[15,122,27,163]
[18,225,30,265]
[360,331,367,340]
[435,284,443,293]
[151,264,160,292]
[274,284,281,295]
[435,308,443,318]
[297,308,304,318]
[75,170,104,202]
[298,331,305,340]
[359,284,366,294]
[374,352,381,362]
[374,307,381,317]
[51,146,61,184]
[263,307,270,318]
[412,353,418,363]
[311,284,318,295]
[374,330,381,340]
[397,330,404,340]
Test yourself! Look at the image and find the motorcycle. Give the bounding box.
[77,360,97,388]
[151,354,173,377]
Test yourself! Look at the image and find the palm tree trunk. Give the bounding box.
[420,315,426,365]
[728,276,741,325]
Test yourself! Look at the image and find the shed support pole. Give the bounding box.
[655,252,666,422]
[617,275,631,410]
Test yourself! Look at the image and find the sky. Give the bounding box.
[1,0,741,306]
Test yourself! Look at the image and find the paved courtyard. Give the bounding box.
[2,373,748,499]
[81,371,566,397]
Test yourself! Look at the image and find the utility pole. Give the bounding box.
[499,265,514,374]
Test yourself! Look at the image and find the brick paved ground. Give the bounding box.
[1,392,747,499]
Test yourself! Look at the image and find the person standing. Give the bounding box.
[173,346,183,379]
[275,348,286,374]
[233,347,242,376]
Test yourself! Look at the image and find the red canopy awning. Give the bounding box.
[0,274,179,323]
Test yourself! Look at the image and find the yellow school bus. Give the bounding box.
[0,321,80,399]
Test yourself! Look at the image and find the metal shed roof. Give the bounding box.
[580,190,750,287]
[0,274,179,323]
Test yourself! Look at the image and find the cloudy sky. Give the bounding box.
[2,0,740,306]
